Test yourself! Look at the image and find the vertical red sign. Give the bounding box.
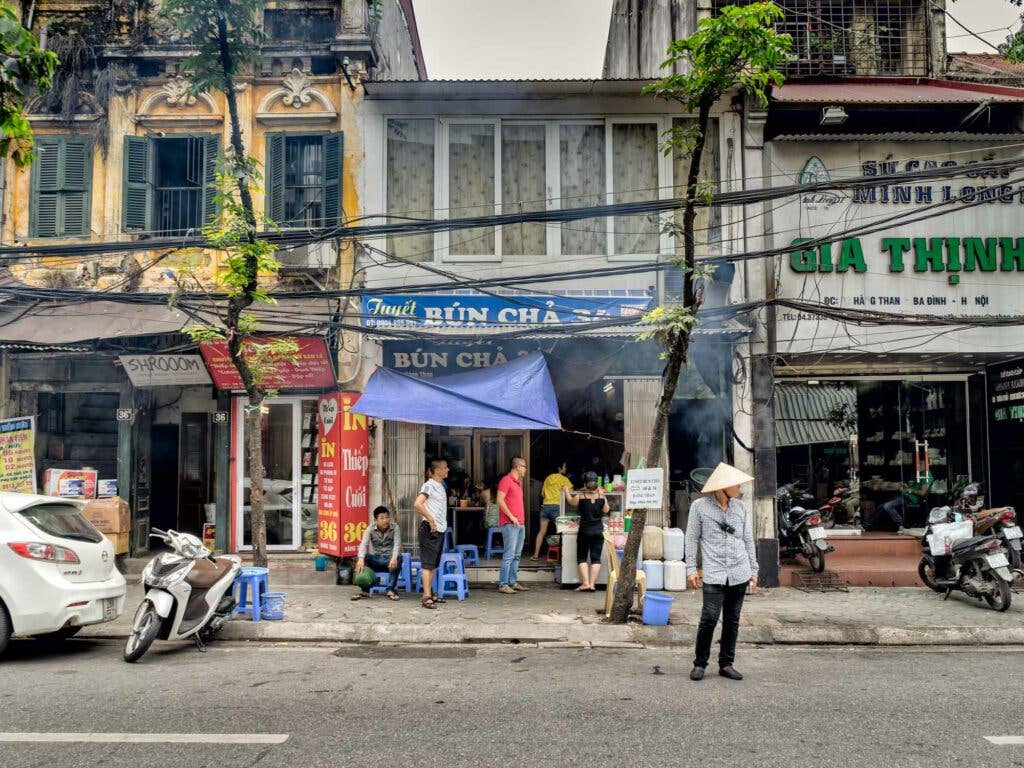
[317,392,369,558]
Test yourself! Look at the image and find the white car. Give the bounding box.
[0,492,127,655]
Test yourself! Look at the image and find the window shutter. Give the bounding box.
[202,134,221,226]
[322,132,343,227]
[60,137,92,237]
[122,136,153,232]
[265,133,286,227]
[30,137,62,237]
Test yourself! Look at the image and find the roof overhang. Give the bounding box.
[771,78,1024,105]
[363,78,656,100]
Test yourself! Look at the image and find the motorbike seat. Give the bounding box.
[788,509,810,524]
[185,557,234,589]
[950,535,994,554]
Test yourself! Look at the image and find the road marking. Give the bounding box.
[0,733,289,745]
[986,737,1024,745]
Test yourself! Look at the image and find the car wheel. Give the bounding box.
[34,626,82,642]
[0,601,11,657]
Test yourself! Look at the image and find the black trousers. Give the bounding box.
[694,581,748,669]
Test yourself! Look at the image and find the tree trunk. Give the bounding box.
[609,96,712,623]
[244,394,268,566]
[215,0,267,566]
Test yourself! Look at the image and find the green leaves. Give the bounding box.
[158,0,263,92]
[0,3,57,166]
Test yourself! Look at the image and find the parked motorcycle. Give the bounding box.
[952,484,1021,570]
[818,483,860,529]
[124,528,241,663]
[918,507,1014,612]
[779,506,834,572]
[777,482,816,516]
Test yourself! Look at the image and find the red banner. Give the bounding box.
[199,337,336,391]
[317,392,369,558]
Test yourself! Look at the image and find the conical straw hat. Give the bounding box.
[701,462,754,493]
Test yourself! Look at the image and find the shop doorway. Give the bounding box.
[177,413,210,536]
[150,424,179,535]
[234,396,320,551]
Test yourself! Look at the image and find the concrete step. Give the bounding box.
[783,555,923,588]
[829,533,921,558]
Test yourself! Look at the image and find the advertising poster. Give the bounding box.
[199,337,337,391]
[317,392,369,557]
[0,416,36,494]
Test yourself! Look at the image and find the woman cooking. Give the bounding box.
[566,471,609,592]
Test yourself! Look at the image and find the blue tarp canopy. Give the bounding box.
[351,351,562,430]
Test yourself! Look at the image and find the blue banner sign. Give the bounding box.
[361,292,651,329]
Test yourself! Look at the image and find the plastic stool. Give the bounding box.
[484,527,504,560]
[233,566,269,622]
[438,552,465,576]
[443,530,455,552]
[370,553,414,595]
[411,559,423,592]
[455,544,480,566]
[438,572,469,601]
[545,545,561,563]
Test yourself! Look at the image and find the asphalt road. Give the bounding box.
[1,638,1023,768]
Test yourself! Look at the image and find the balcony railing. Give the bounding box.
[714,0,930,77]
[155,187,203,237]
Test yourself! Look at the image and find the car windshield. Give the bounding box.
[16,503,104,544]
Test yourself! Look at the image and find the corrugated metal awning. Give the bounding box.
[774,383,856,448]
[772,132,1024,142]
[364,78,656,100]
[772,79,1024,105]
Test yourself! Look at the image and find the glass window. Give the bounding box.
[448,123,495,256]
[243,403,294,547]
[501,124,546,257]
[283,136,323,228]
[559,124,606,256]
[386,119,435,262]
[612,123,660,256]
[17,503,103,544]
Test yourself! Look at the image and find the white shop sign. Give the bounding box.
[772,140,1024,354]
[626,468,664,510]
[119,354,212,387]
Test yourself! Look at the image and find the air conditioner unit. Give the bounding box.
[276,240,337,270]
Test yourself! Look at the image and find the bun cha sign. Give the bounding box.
[361,292,651,329]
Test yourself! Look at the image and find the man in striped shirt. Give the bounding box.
[685,463,758,682]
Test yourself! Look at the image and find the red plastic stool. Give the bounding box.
[546,545,561,563]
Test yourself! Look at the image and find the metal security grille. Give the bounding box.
[713,0,929,77]
[384,421,426,557]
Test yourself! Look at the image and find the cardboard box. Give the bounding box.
[83,496,131,533]
[43,469,98,499]
[104,531,130,555]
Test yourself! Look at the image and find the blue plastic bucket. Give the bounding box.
[261,592,286,621]
[314,554,328,572]
[641,591,674,626]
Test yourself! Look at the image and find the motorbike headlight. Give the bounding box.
[144,558,192,588]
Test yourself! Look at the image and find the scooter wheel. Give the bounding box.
[918,559,943,593]
[820,509,836,530]
[984,579,1012,612]
[123,602,160,663]
[807,547,826,573]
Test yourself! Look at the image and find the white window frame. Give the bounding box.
[439,118,501,263]
[381,114,711,265]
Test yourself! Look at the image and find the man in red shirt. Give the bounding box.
[496,456,529,594]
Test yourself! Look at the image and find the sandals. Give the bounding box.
[351,592,368,601]
[575,585,591,592]
[421,596,438,609]
[386,591,400,601]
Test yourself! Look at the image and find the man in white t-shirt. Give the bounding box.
[414,458,449,609]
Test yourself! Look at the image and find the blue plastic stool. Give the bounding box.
[455,544,480,566]
[233,566,269,622]
[443,530,455,552]
[370,553,414,595]
[437,572,469,601]
[484,527,504,560]
[411,559,423,592]
[438,552,464,577]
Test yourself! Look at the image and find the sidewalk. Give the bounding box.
[82,581,1024,647]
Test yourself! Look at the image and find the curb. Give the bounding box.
[82,620,1024,648]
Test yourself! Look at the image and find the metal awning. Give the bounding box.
[772,79,1024,105]
[774,383,856,448]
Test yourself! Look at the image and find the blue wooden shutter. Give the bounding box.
[322,132,343,227]
[265,133,286,227]
[202,134,221,226]
[122,136,153,232]
[60,137,92,237]
[30,137,62,237]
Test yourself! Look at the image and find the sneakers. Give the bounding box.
[498,585,516,594]
[511,583,530,592]
[689,666,705,681]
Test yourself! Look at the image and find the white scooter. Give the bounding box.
[123,528,241,663]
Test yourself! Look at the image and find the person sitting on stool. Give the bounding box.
[352,506,402,601]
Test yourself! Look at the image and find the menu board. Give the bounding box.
[199,336,336,391]
[0,416,36,494]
